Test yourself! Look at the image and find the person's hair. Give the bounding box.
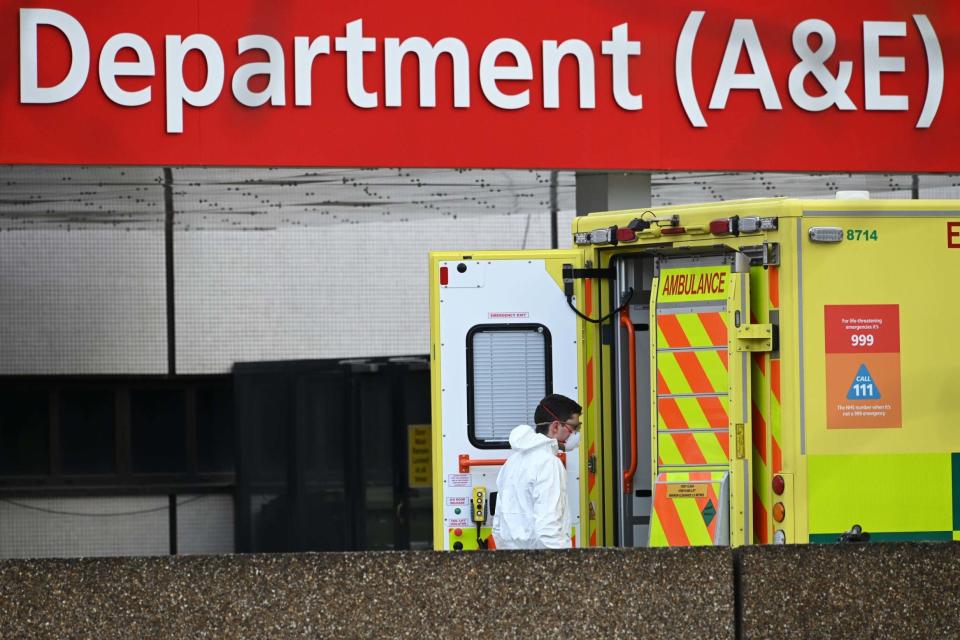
[533,394,582,435]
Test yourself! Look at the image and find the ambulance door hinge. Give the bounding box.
[587,455,597,475]
[738,242,780,268]
[769,310,780,358]
[735,323,774,352]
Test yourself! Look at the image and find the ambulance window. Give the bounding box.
[466,324,552,449]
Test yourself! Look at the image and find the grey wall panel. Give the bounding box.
[0,497,169,558]
[175,210,572,373]
[0,230,166,374]
[176,494,235,554]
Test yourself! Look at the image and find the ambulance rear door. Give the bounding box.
[648,252,769,547]
[430,250,584,550]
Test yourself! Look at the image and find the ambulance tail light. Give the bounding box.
[773,502,785,523]
[707,215,776,237]
[661,226,686,236]
[615,227,637,243]
[710,219,733,235]
[440,266,449,286]
[773,529,786,544]
[772,474,785,495]
[710,216,740,236]
[574,232,591,245]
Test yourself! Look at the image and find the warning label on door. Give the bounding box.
[824,305,901,429]
[666,483,708,499]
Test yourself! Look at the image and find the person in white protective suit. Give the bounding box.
[492,394,582,549]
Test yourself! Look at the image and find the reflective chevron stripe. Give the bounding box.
[653,264,732,548]
[748,265,782,544]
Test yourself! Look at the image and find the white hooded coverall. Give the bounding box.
[491,424,570,549]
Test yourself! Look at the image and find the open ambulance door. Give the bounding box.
[430,250,585,550]
[645,252,767,547]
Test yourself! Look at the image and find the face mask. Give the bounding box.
[563,431,581,451]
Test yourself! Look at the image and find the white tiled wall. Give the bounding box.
[175,209,573,372]
[177,494,235,555]
[0,496,169,558]
[0,494,235,559]
[0,230,167,375]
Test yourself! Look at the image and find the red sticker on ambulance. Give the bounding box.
[948,222,960,248]
[824,305,902,429]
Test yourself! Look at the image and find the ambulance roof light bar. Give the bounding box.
[573,213,678,246]
[574,224,640,246]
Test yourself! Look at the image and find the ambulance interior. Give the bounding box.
[610,253,655,547]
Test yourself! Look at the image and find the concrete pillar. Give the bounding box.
[575,172,652,216]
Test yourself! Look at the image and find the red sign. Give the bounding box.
[2,0,959,170]
[824,305,901,429]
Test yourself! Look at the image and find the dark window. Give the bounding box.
[196,382,234,473]
[0,386,49,475]
[359,374,394,486]
[467,324,552,449]
[60,388,116,474]
[302,372,349,485]
[130,388,187,473]
[243,377,290,483]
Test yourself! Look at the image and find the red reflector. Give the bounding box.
[661,226,686,235]
[710,219,732,235]
[616,228,637,242]
[772,474,785,495]
[440,266,449,286]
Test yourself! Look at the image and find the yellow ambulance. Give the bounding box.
[430,197,960,549]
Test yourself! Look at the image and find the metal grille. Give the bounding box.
[470,329,547,443]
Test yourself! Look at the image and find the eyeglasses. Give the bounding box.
[541,403,582,432]
[535,419,582,432]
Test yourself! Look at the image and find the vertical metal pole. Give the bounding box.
[49,388,61,479]
[345,374,364,550]
[234,375,251,553]
[168,494,178,555]
[912,174,920,199]
[163,168,176,375]
[391,364,410,550]
[549,170,559,249]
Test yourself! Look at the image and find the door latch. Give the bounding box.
[735,323,773,352]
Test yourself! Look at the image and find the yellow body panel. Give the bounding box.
[801,215,960,455]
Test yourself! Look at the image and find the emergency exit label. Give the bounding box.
[824,304,901,428]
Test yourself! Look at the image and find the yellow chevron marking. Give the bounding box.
[675,497,713,545]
